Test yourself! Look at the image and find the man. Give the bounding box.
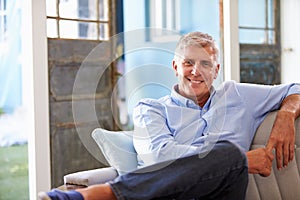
[132,32,300,173]
[39,32,300,200]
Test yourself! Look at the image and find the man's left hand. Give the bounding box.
[266,110,295,170]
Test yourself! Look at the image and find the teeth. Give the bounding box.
[191,80,202,83]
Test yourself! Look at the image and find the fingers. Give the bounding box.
[275,143,283,170]
[260,150,273,177]
[259,166,272,177]
[266,150,274,161]
[275,144,296,170]
[266,139,275,153]
[283,143,290,168]
[289,143,295,162]
[267,139,295,170]
[275,142,295,170]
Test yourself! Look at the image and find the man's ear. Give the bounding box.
[172,59,178,76]
[214,64,220,79]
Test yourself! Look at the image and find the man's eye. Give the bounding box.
[201,61,213,68]
[184,61,193,66]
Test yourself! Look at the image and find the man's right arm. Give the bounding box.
[132,100,199,166]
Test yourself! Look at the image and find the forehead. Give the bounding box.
[177,45,215,60]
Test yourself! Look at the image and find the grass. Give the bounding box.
[0,144,29,200]
[0,107,4,115]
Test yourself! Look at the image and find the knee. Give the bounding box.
[214,140,247,168]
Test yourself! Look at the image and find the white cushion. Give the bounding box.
[91,128,137,175]
[64,167,118,187]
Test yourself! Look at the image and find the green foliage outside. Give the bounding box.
[0,107,4,115]
[0,144,29,200]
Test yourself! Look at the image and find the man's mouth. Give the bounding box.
[187,78,204,84]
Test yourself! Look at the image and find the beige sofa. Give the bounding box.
[64,111,300,199]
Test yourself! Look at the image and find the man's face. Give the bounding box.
[172,45,219,100]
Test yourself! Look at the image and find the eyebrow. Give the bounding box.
[182,58,212,63]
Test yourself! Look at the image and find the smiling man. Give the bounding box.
[39,32,300,200]
[173,33,219,108]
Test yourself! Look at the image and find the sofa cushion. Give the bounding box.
[91,128,138,175]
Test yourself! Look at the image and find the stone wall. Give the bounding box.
[48,39,114,187]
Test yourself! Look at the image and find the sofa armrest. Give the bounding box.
[64,167,118,190]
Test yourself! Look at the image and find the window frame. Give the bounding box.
[46,0,111,41]
[238,0,277,45]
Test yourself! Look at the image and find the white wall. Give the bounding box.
[281,0,300,83]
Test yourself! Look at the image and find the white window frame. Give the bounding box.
[22,0,51,199]
[46,0,110,41]
[223,0,240,82]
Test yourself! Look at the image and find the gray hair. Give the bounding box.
[175,32,219,62]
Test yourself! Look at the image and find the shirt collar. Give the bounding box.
[171,84,216,109]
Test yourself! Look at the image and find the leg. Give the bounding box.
[38,184,116,200]
[39,140,248,200]
[109,140,248,200]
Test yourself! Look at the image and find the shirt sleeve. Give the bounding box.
[233,82,300,119]
[132,99,199,166]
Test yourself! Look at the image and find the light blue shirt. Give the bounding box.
[133,81,300,167]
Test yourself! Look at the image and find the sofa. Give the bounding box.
[64,111,300,199]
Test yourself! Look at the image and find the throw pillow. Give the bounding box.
[91,128,138,175]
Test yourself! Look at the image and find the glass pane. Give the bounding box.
[99,23,109,40]
[85,0,97,20]
[60,20,97,40]
[0,17,6,42]
[0,0,6,10]
[81,22,98,39]
[99,0,109,21]
[268,0,274,28]
[78,0,97,20]
[239,29,275,44]
[47,18,58,38]
[59,0,79,19]
[166,0,176,30]
[46,0,57,17]
[268,30,275,43]
[239,0,265,27]
[60,20,78,38]
[59,0,98,20]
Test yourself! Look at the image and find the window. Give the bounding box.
[147,0,179,31]
[239,0,281,84]
[0,0,7,43]
[145,0,180,42]
[46,0,110,40]
[239,0,276,44]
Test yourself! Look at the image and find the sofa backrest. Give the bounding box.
[246,111,300,200]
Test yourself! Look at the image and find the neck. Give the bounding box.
[194,93,210,108]
[175,85,211,108]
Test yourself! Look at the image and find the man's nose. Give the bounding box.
[191,65,201,75]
